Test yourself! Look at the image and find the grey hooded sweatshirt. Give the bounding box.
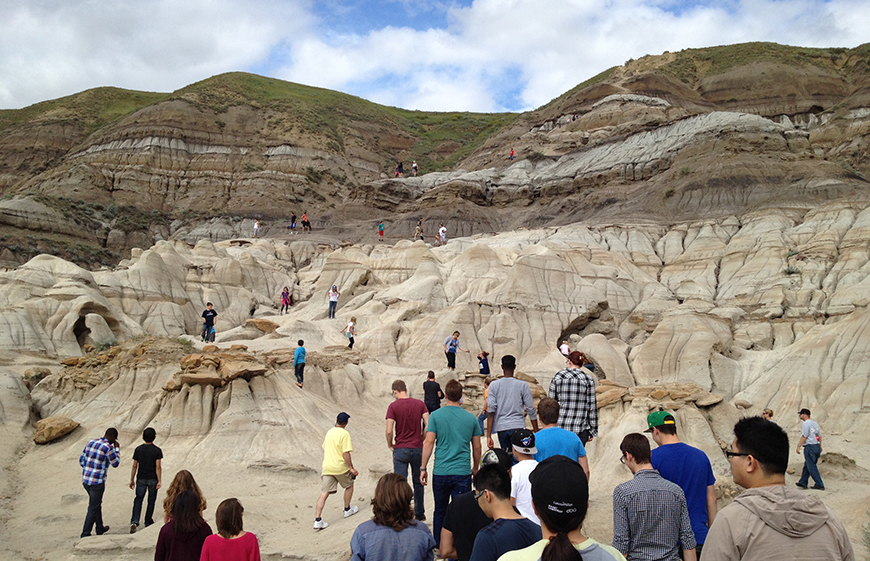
[703,485,854,560]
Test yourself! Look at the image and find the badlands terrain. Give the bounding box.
[1,41,870,560]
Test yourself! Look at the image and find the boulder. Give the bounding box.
[180,354,203,369]
[597,387,628,408]
[33,416,79,444]
[179,368,224,387]
[61,357,82,366]
[246,319,280,333]
[23,367,52,390]
[219,361,268,381]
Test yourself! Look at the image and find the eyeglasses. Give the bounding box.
[619,454,626,464]
[474,489,486,500]
[725,450,750,458]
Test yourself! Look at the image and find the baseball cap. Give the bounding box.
[798,408,811,416]
[529,455,588,518]
[511,428,537,455]
[481,448,513,471]
[645,411,676,432]
[336,412,350,424]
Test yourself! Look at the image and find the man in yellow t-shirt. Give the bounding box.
[313,412,360,529]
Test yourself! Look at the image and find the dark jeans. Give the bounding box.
[348,336,354,349]
[578,429,592,445]
[131,479,159,526]
[432,474,471,548]
[81,482,107,537]
[328,301,337,318]
[295,363,305,385]
[393,448,424,518]
[497,429,517,455]
[445,352,456,369]
[477,411,487,433]
[201,324,214,342]
[798,444,824,488]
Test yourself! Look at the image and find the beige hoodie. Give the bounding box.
[703,485,854,560]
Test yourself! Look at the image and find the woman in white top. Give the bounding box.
[342,317,356,349]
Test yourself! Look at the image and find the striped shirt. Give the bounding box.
[79,437,120,485]
[612,469,695,561]
[548,367,598,437]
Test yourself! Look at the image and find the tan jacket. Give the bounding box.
[703,485,854,560]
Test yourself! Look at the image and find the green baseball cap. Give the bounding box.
[645,411,676,432]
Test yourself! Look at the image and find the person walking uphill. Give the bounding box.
[80,427,121,538]
[420,379,482,548]
[423,371,443,413]
[648,411,717,556]
[486,355,538,455]
[294,340,306,388]
[549,350,598,444]
[129,427,162,534]
[796,408,825,490]
[443,331,469,371]
[342,317,357,349]
[386,379,430,521]
[314,412,360,529]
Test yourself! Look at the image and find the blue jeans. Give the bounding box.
[497,429,517,455]
[392,448,424,518]
[432,474,471,548]
[477,411,487,433]
[798,444,824,488]
[81,483,107,537]
[131,479,159,526]
[328,301,337,318]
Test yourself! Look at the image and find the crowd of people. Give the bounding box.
[77,333,854,561]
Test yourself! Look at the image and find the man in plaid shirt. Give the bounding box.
[79,427,121,538]
[548,351,598,444]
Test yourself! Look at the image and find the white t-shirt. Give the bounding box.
[559,343,570,355]
[345,321,355,336]
[439,226,447,239]
[511,459,540,526]
[329,290,340,302]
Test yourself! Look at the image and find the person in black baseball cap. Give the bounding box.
[499,456,624,561]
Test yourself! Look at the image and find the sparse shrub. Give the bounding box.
[679,167,690,176]
[173,337,194,351]
[784,265,800,275]
[664,188,675,199]
[94,337,117,352]
[787,249,800,258]
[527,151,547,163]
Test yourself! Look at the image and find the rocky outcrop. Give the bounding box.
[32,416,79,444]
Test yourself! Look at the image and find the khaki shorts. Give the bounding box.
[321,471,354,493]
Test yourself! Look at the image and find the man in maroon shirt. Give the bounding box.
[386,379,430,520]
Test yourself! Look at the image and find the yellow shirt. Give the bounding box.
[321,426,353,475]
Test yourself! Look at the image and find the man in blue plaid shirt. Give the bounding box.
[79,427,121,538]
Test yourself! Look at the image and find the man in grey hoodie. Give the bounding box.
[704,416,853,560]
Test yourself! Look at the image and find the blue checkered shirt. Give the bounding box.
[612,469,696,561]
[79,437,120,485]
[548,367,598,437]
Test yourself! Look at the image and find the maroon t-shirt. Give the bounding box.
[386,397,428,448]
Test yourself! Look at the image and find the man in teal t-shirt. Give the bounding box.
[421,379,482,548]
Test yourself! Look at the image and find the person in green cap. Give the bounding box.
[646,410,717,557]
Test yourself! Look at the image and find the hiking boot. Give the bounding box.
[313,519,329,530]
[795,482,808,489]
[130,524,137,534]
[812,485,825,490]
[96,526,110,535]
[343,505,359,518]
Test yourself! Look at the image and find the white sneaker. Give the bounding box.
[343,505,359,518]
[313,519,328,530]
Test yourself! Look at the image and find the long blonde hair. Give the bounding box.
[163,470,207,519]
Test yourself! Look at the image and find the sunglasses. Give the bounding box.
[725,450,750,458]
[474,489,486,500]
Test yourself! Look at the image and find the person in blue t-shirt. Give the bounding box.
[532,398,589,479]
[647,411,717,556]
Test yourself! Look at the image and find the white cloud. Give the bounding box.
[0,0,868,112]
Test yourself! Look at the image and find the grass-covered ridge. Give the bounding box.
[0,87,168,135]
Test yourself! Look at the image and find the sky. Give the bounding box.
[0,0,868,113]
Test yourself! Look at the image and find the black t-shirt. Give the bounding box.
[133,443,163,481]
[442,491,492,561]
[423,381,442,405]
[202,309,218,327]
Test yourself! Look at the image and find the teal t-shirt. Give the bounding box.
[428,405,482,475]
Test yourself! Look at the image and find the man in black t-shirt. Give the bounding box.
[201,302,218,342]
[423,370,443,413]
[129,427,163,533]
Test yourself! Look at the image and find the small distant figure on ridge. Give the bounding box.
[342,316,357,349]
[414,218,424,241]
[412,160,418,176]
[201,302,217,342]
[302,211,311,233]
[253,219,260,238]
[280,286,291,315]
[438,223,447,246]
[443,331,469,371]
[378,220,385,242]
[509,148,514,161]
[328,285,341,319]
[559,340,570,356]
[290,212,297,234]
[396,161,404,177]
[294,339,306,389]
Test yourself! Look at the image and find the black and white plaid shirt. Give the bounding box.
[548,367,598,437]
[612,469,696,561]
